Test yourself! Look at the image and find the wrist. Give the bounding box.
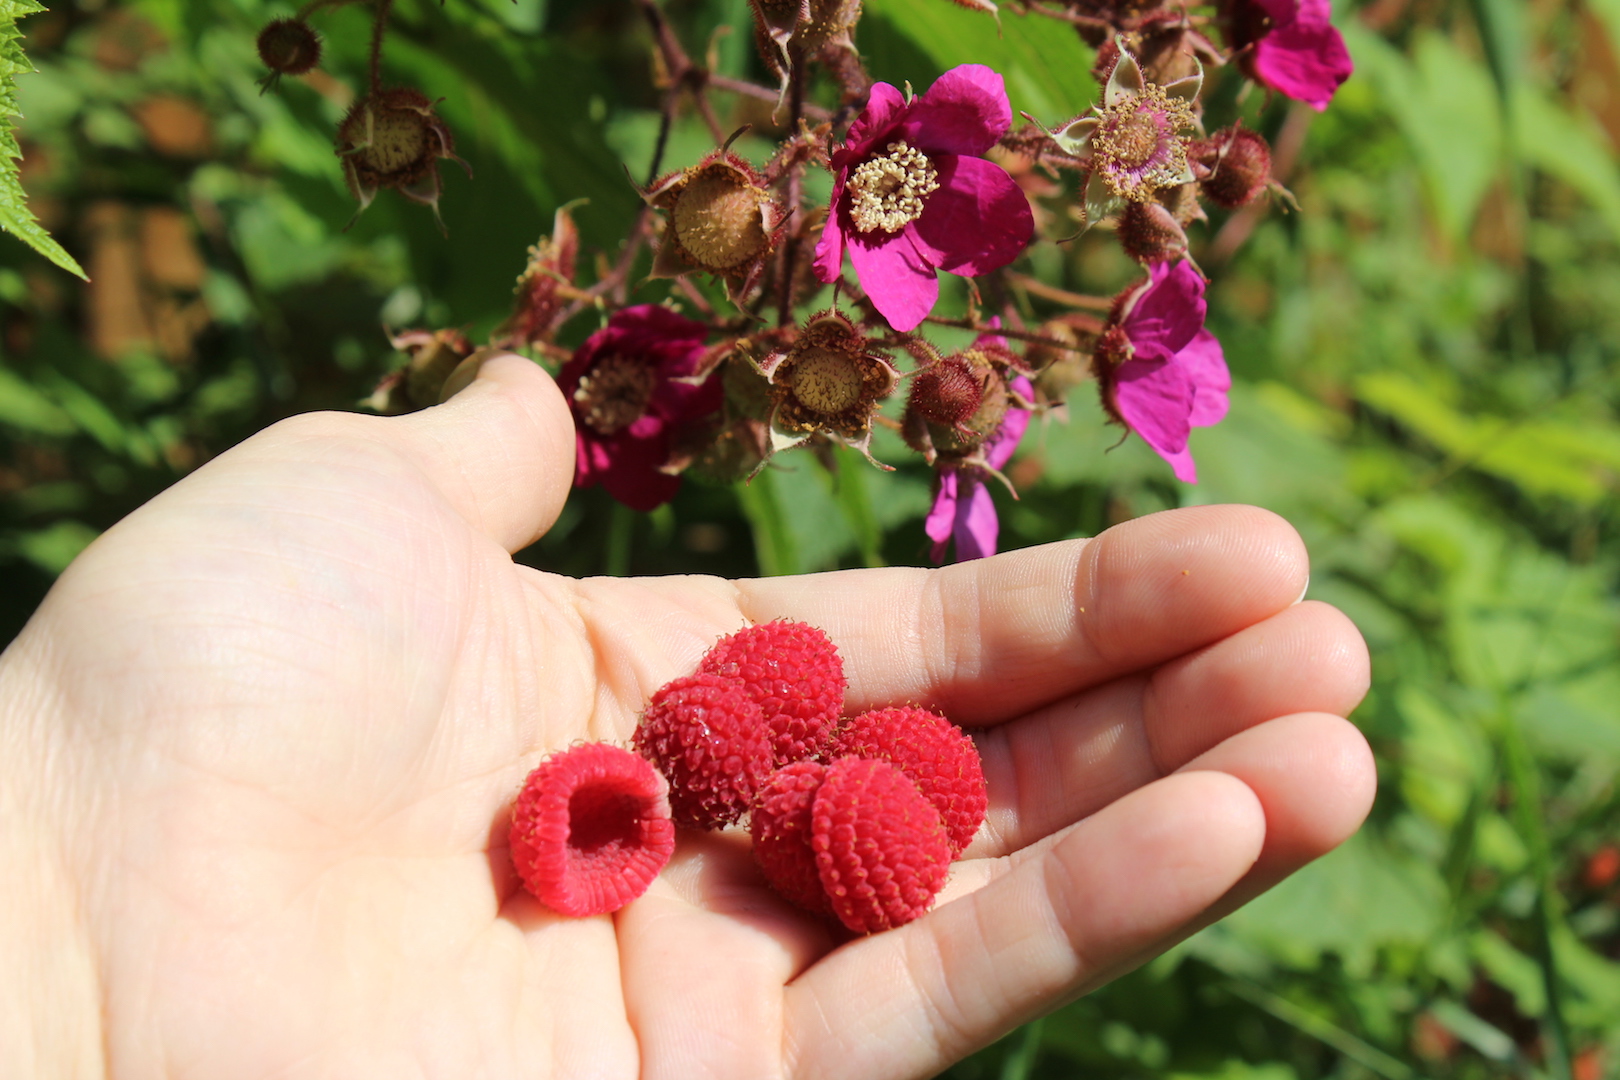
[0,625,105,1078]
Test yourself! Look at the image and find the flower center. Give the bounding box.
[1108,111,1164,170]
[364,109,430,177]
[573,353,658,435]
[1093,87,1193,201]
[787,347,865,414]
[846,141,940,235]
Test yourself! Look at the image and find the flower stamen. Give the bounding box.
[573,354,659,435]
[1092,85,1194,202]
[846,142,940,234]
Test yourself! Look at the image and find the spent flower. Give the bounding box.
[559,305,721,512]
[647,150,785,305]
[335,87,471,231]
[757,309,898,464]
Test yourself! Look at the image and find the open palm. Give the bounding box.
[3,356,1374,1080]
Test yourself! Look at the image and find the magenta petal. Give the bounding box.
[1125,261,1206,361]
[1181,330,1231,428]
[596,433,682,512]
[813,196,846,284]
[1253,20,1353,110]
[1115,357,1195,457]
[954,477,999,560]
[898,64,1012,156]
[983,375,1033,471]
[909,155,1034,277]
[926,470,959,562]
[848,229,939,332]
[845,82,909,157]
[1160,444,1199,484]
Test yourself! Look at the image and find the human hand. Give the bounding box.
[0,355,1373,1080]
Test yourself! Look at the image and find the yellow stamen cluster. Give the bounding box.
[847,142,940,234]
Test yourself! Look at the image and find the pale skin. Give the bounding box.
[0,355,1375,1080]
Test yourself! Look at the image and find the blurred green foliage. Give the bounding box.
[2,0,1619,1075]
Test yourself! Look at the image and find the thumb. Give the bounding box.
[391,352,578,552]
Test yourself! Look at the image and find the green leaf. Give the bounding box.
[0,365,75,435]
[736,466,801,576]
[1340,26,1502,242]
[1509,85,1620,243]
[0,0,85,278]
[862,0,1097,120]
[1355,371,1620,504]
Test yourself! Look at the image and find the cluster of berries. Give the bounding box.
[508,620,987,933]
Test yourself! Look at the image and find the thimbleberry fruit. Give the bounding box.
[634,672,776,829]
[826,705,987,855]
[700,619,846,766]
[508,742,676,917]
[813,757,953,933]
[750,761,835,914]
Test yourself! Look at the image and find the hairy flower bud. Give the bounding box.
[1191,124,1273,208]
[1117,198,1189,263]
[256,18,321,77]
[903,348,1019,462]
[495,204,581,350]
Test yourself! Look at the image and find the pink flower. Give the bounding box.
[1230,0,1353,111]
[1095,261,1230,483]
[558,305,720,511]
[814,65,1035,333]
[924,328,1032,562]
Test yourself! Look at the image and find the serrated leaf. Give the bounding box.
[0,0,85,278]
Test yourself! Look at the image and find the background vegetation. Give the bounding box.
[2,0,1619,1075]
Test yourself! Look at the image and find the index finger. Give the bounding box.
[733,504,1308,724]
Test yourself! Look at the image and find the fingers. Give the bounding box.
[735,505,1309,725]
[391,354,577,552]
[1174,712,1376,919]
[971,600,1368,855]
[783,770,1267,1080]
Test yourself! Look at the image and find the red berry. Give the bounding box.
[813,757,952,933]
[634,672,775,830]
[508,743,675,917]
[700,619,846,766]
[826,706,987,856]
[750,761,834,914]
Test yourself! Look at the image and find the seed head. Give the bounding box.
[761,310,897,444]
[335,87,471,229]
[649,152,782,292]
